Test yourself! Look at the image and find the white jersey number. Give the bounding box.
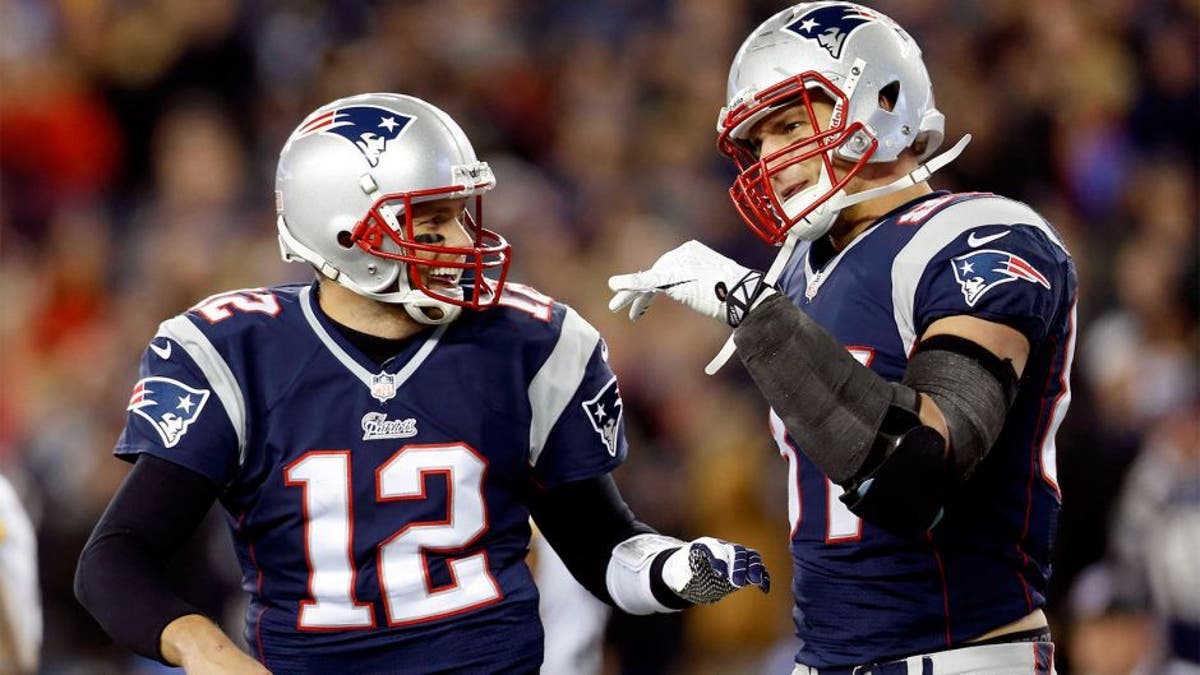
[284,443,500,630]
[770,347,874,543]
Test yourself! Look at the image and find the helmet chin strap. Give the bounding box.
[827,134,972,213]
[780,134,973,243]
[360,175,464,325]
[401,291,463,325]
[277,208,463,326]
[705,133,973,376]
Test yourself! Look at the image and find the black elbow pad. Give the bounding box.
[839,385,952,537]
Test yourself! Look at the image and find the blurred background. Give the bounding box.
[0,0,1196,673]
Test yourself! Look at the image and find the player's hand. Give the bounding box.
[161,615,272,675]
[607,241,775,326]
[181,649,272,675]
[660,536,770,604]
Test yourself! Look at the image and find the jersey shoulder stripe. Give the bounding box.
[890,195,1068,354]
[527,305,601,465]
[156,315,248,464]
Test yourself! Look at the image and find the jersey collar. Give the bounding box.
[299,283,448,403]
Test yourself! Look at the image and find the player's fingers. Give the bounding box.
[753,564,771,593]
[628,292,657,321]
[728,545,749,587]
[745,549,768,592]
[608,290,636,313]
[607,271,651,292]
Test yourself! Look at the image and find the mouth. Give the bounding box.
[779,181,809,202]
[424,266,463,291]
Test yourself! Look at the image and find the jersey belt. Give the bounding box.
[808,628,1052,675]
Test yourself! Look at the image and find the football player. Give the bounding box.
[609,3,1076,673]
[75,93,768,674]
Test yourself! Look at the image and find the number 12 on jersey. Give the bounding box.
[283,443,502,630]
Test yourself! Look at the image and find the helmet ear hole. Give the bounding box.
[337,231,354,249]
[879,81,900,112]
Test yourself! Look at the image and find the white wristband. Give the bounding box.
[604,533,684,615]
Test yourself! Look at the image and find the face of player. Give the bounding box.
[745,96,840,207]
[407,197,473,292]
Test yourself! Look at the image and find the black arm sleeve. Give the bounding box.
[74,454,221,663]
[528,474,688,609]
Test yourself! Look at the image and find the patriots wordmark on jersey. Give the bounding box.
[115,281,626,673]
[771,192,1076,667]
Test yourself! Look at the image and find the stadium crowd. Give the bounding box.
[0,0,1195,672]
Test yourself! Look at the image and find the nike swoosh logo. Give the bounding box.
[967,230,1010,247]
[655,280,694,290]
[150,340,172,360]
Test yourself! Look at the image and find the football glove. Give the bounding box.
[661,536,770,603]
[607,240,776,326]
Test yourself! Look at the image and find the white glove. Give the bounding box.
[661,536,770,603]
[607,240,776,326]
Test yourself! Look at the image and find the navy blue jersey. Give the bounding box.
[114,280,626,673]
[769,192,1077,667]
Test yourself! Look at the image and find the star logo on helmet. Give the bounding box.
[784,4,877,59]
[294,106,414,167]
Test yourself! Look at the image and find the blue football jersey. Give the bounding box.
[114,280,626,674]
[769,192,1077,667]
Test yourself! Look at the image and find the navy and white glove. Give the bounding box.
[662,537,770,603]
[607,240,776,326]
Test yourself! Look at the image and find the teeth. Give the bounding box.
[428,267,461,281]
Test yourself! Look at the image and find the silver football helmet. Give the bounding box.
[276,92,510,325]
[718,2,968,244]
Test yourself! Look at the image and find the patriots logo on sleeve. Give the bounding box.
[294,106,413,167]
[127,377,211,448]
[785,4,877,59]
[582,377,624,457]
[951,249,1051,306]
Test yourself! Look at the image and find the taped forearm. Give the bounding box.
[733,293,894,483]
[903,334,1018,480]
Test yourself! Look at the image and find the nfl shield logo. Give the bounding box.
[370,372,397,403]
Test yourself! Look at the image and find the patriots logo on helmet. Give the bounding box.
[583,377,624,457]
[785,4,878,59]
[952,249,1051,306]
[295,106,414,167]
[127,377,211,448]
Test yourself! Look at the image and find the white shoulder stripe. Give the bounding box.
[527,306,600,466]
[891,197,1067,355]
[156,316,248,465]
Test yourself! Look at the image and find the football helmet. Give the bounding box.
[718,2,966,244]
[276,93,510,324]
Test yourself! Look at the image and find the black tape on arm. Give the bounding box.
[733,293,893,483]
[904,333,1019,480]
[734,295,956,535]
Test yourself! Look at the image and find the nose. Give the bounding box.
[442,220,473,252]
[760,134,810,196]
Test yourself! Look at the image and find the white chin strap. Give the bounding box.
[326,265,464,326]
[400,289,463,325]
[705,133,973,375]
[780,134,973,243]
[780,171,844,242]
